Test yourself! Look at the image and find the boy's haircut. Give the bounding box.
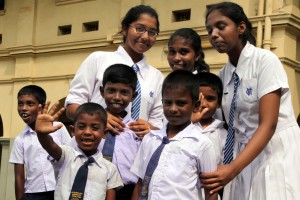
[17,85,46,106]
[162,70,198,103]
[74,102,107,125]
[195,72,223,104]
[121,4,160,42]
[102,64,137,92]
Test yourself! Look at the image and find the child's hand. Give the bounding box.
[129,119,154,139]
[106,112,125,135]
[200,164,237,194]
[35,101,65,135]
[191,93,208,123]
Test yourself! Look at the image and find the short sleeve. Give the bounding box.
[198,140,217,173]
[64,52,100,106]
[257,51,289,98]
[107,164,123,190]
[9,136,24,164]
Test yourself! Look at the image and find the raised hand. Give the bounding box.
[35,101,65,135]
[191,93,208,123]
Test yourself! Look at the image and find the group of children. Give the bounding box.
[9,2,300,200]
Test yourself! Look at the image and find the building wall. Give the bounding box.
[0,0,299,139]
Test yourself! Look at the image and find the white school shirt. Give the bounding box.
[219,42,297,148]
[131,123,217,200]
[52,145,123,200]
[99,113,141,185]
[9,122,71,193]
[196,119,227,165]
[65,46,164,129]
[219,43,300,200]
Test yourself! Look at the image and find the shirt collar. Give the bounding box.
[23,124,35,135]
[228,42,253,80]
[149,123,201,141]
[72,145,104,168]
[117,46,149,80]
[195,119,224,133]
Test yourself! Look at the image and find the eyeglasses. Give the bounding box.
[129,24,158,38]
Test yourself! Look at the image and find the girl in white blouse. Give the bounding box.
[201,2,300,200]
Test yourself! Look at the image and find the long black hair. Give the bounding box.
[205,2,256,45]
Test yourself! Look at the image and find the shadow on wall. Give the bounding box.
[50,97,73,137]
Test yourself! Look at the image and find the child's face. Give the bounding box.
[122,13,157,55]
[199,86,220,120]
[162,86,194,127]
[73,113,106,157]
[100,82,135,116]
[206,10,245,54]
[167,36,200,72]
[17,94,42,128]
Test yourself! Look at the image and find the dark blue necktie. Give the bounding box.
[131,64,141,120]
[223,71,240,164]
[102,132,116,162]
[69,157,95,200]
[140,136,170,200]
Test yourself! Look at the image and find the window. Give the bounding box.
[172,9,191,22]
[82,21,99,32]
[0,34,2,44]
[58,25,72,36]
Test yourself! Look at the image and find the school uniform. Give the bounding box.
[99,113,141,199]
[196,119,227,164]
[131,123,217,200]
[9,123,71,197]
[219,42,300,200]
[52,145,123,200]
[65,46,164,129]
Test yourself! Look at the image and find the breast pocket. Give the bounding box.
[241,78,258,103]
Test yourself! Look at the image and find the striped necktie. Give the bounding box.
[69,157,95,200]
[131,64,141,120]
[140,136,170,200]
[223,71,240,164]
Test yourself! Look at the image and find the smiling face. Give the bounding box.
[100,82,135,117]
[122,13,158,62]
[167,36,200,72]
[73,113,106,157]
[199,86,220,124]
[205,10,245,56]
[162,86,194,129]
[17,94,42,129]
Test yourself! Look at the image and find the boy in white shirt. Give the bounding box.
[131,70,218,200]
[35,102,123,200]
[193,72,227,164]
[9,85,71,200]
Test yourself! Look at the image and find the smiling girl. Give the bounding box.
[65,5,164,137]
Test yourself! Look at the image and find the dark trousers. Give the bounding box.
[21,191,54,200]
[116,183,136,200]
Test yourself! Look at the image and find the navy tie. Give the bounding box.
[69,157,95,200]
[223,71,240,164]
[140,136,170,200]
[102,132,116,162]
[131,64,141,120]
